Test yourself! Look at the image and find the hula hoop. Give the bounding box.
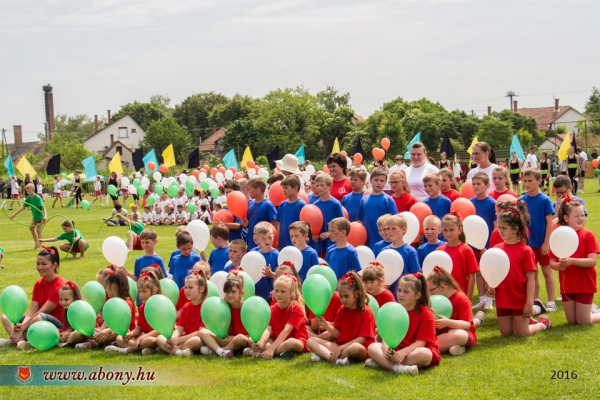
[95,214,133,253]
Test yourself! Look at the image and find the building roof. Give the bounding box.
[7,141,45,160]
[515,106,581,131]
[353,114,365,122]
[199,127,226,152]
[102,140,133,157]
[84,114,144,142]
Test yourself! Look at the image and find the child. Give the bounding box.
[437,214,479,300]
[422,173,452,229]
[324,218,362,279]
[489,204,552,336]
[453,155,462,187]
[104,203,127,226]
[105,270,161,355]
[169,231,202,289]
[203,224,230,274]
[10,183,46,250]
[225,239,247,272]
[539,152,550,193]
[552,175,588,216]
[57,281,84,347]
[39,220,88,259]
[162,204,176,226]
[356,168,398,248]
[307,173,320,204]
[275,175,306,248]
[312,174,345,255]
[519,169,556,312]
[52,175,64,208]
[490,167,518,200]
[220,181,243,241]
[123,213,145,251]
[389,171,417,213]
[8,176,21,210]
[549,199,600,325]
[367,274,440,375]
[417,215,445,267]
[199,275,252,358]
[342,169,367,222]
[91,175,102,206]
[384,214,421,295]
[373,215,392,257]
[175,264,210,318]
[126,229,167,279]
[307,271,375,365]
[142,205,153,225]
[129,204,142,221]
[288,221,319,282]
[250,274,307,359]
[156,272,207,357]
[362,262,395,307]
[241,177,277,251]
[37,181,44,198]
[198,204,211,225]
[251,222,280,302]
[427,267,483,355]
[439,168,461,202]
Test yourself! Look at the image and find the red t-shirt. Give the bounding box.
[493,242,537,309]
[32,275,67,324]
[490,189,518,200]
[442,189,461,203]
[62,310,71,331]
[228,305,248,336]
[549,228,599,294]
[269,302,308,346]
[437,244,479,294]
[489,229,501,248]
[307,291,342,322]
[436,291,476,346]
[395,305,441,366]
[372,290,396,307]
[392,192,417,213]
[125,298,136,331]
[330,178,352,202]
[333,306,375,350]
[175,287,188,311]
[177,301,204,335]
[137,302,153,334]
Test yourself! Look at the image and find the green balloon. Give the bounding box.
[238,271,255,301]
[207,281,220,298]
[145,294,176,339]
[241,296,271,342]
[103,297,132,336]
[201,181,209,191]
[160,278,180,306]
[67,300,97,337]
[595,168,600,175]
[376,302,409,348]
[171,181,179,187]
[127,277,137,303]
[81,281,106,315]
[307,265,337,294]
[61,173,68,179]
[167,185,179,198]
[185,180,194,191]
[186,187,194,197]
[155,183,164,196]
[133,179,141,188]
[0,285,28,324]
[187,203,196,214]
[146,196,156,206]
[201,297,231,339]
[303,274,332,317]
[28,321,60,350]
[430,294,453,320]
[108,184,117,196]
[367,294,379,320]
[137,186,146,196]
[211,188,220,198]
[80,200,91,210]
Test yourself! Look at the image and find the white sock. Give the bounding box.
[216,348,225,356]
[175,350,183,356]
[540,323,547,331]
[533,305,542,315]
[479,296,487,303]
[392,364,403,373]
[118,347,128,354]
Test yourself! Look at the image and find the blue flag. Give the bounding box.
[143,149,159,175]
[222,149,238,171]
[404,132,421,159]
[3,154,14,178]
[510,134,525,162]
[295,141,305,165]
[82,155,98,182]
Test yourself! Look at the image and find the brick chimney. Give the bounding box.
[13,125,23,148]
[110,134,114,145]
[554,99,560,112]
[107,110,112,125]
[43,84,55,140]
[94,115,99,133]
[124,109,129,116]
[487,106,492,116]
[513,100,518,112]
[212,125,217,134]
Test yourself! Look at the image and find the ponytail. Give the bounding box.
[399,273,430,312]
[106,270,130,299]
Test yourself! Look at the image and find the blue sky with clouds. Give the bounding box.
[1,0,598,143]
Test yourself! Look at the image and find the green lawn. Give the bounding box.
[1,181,600,399]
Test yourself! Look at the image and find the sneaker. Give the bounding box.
[279,351,296,359]
[336,357,350,366]
[365,359,379,369]
[556,295,562,302]
[472,301,485,310]
[17,341,33,350]
[243,347,255,357]
[310,354,323,363]
[474,311,486,327]
[533,300,547,314]
[0,338,14,347]
[179,349,192,357]
[484,297,494,310]
[393,364,419,376]
[75,340,98,350]
[200,346,214,356]
[141,348,156,356]
[104,345,122,354]
[57,342,70,348]
[538,315,552,329]
[221,349,234,359]
[591,304,600,315]
[449,345,466,356]
[528,317,538,325]
[155,347,163,354]
[546,302,557,312]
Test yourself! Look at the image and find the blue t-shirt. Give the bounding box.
[168,252,203,289]
[308,193,320,204]
[207,246,230,275]
[356,193,398,248]
[423,195,452,221]
[299,246,319,282]
[342,192,365,222]
[134,254,166,278]
[251,247,279,302]
[324,244,362,280]
[246,199,277,250]
[519,192,555,248]
[313,197,344,254]
[276,198,307,248]
[373,240,392,257]
[417,241,446,267]
[229,216,243,241]
[383,243,421,297]
[470,196,497,249]
[553,195,587,216]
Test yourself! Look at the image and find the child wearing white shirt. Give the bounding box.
[199,204,211,225]
[162,205,175,225]
[142,205,154,225]
[152,205,164,226]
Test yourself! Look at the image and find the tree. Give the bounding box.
[39,113,106,141]
[140,117,193,165]
[584,86,600,119]
[173,92,230,143]
[317,86,351,113]
[111,101,167,131]
[41,132,95,171]
[150,94,174,117]
[495,109,538,135]
[208,95,256,129]
[402,109,448,152]
[476,116,513,148]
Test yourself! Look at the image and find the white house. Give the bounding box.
[84,114,145,155]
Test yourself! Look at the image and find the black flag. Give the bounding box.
[46,154,61,175]
[188,147,200,169]
[440,132,455,158]
[266,145,280,170]
[353,137,365,158]
[571,131,577,150]
[132,148,144,171]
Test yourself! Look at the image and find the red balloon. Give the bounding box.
[323,165,330,174]
[218,166,226,174]
[496,194,518,211]
[246,160,256,169]
[200,168,207,174]
[147,161,156,172]
[347,222,367,247]
[381,138,390,151]
[410,202,433,235]
[342,206,349,220]
[227,191,248,219]
[451,198,476,218]
[461,180,475,199]
[300,204,324,235]
[372,148,380,159]
[353,153,363,164]
[210,168,218,177]
[192,170,200,178]
[213,209,234,224]
[298,190,309,204]
[229,167,236,173]
[272,225,278,248]
[159,164,169,173]
[268,181,286,206]
[592,159,599,169]
[340,150,348,157]
[234,172,244,180]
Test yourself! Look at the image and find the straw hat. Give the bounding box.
[276,154,302,175]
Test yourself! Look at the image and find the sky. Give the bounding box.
[1,0,599,144]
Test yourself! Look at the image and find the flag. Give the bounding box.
[295,142,305,165]
[267,145,280,170]
[467,135,478,155]
[222,149,238,171]
[332,138,340,154]
[143,149,159,174]
[162,144,176,167]
[4,154,14,178]
[241,146,253,169]
[65,198,73,208]
[46,154,61,175]
[108,151,124,174]
[571,131,577,150]
[16,156,37,178]
[404,132,422,159]
[81,155,98,182]
[132,148,144,171]
[440,133,455,158]
[557,132,571,161]
[353,137,365,159]
[510,134,526,162]
[188,148,200,169]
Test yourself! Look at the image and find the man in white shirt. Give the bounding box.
[525,146,539,170]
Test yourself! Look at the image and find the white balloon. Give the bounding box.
[356,246,375,269]
[422,251,453,277]
[102,236,128,267]
[216,175,225,184]
[277,246,304,273]
[141,177,150,189]
[376,249,404,285]
[302,171,311,182]
[215,172,224,182]
[188,175,197,184]
[179,173,188,183]
[549,226,579,259]
[399,211,419,244]
[121,177,130,187]
[127,184,136,194]
[248,169,256,178]
[161,177,169,187]
[186,220,210,251]
[241,252,267,283]
[480,248,510,288]
[463,215,489,250]
[211,271,228,298]
[168,177,176,185]
[152,172,162,182]
[209,180,218,190]
[258,168,269,178]
[346,157,352,169]
[224,170,234,180]
[199,172,207,181]
[306,165,315,175]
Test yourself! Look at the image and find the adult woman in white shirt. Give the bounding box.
[404,142,439,202]
[466,141,498,194]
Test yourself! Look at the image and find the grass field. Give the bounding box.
[1,180,600,399]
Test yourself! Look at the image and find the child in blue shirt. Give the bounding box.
[551,175,588,216]
[289,221,319,282]
[324,218,362,279]
[224,239,246,273]
[275,175,306,249]
[307,173,320,204]
[342,169,367,222]
[201,224,230,274]
[312,174,344,256]
[384,214,420,297]
[221,181,244,241]
[422,172,452,239]
[241,177,277,252]
[417,215,445,267]
[373,214,392,257]
[251,222,280,302]
[168,231,202,289]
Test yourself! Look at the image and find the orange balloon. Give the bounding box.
[268,181,286,206]
[353,153,363,164]
[203,164,209,171]
[377,148,386,159]
[246,160,255,169]
[372,148,380,159]
[461,180,475,199]
[410,202,433,235]
[213,209,234,224]
[323,165,330,174]
[159,164,169,173]
[210,168,218,177]
[229,167,236,173]
[496,194,517,211]
[147,161,156,172]
[227,191,248,219]
[300,204,324,235]
[592,159,599,169]
[347,222,367,247]
[381,138,390,151]
[364,188,372,196]
[192,170,199,178]
[342,206,349,220]
[218,166,226,174]
[451,198,476,218]
[200,168,207,174]
[254,166,259,173]
[272,225,278,249]
[340,150,348,157]
[298,190,309,204]
[234,172,243,180]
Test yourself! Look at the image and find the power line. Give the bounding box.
[447,89,594,108]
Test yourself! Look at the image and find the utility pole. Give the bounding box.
[506,91,518,110]
[1,128,6,158]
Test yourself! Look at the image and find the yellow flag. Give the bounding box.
[557,132,571,162]
[241,146,254,169]
[16,156,37,178]
[108,151,124,174]
[162,144,176,167]
[332,137,340,154]
[467,136,478,155]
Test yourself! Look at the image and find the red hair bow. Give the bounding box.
[506,208,520,219]
[283,272,297,283]
[41,246,56,254]
[230,271,239,277]
[67,281,77,290]
[449,210,461,220]
[412,272,423,278]
[341,273,354,286]
[149,264,160,269]
[280,261,295,269]
[564,194,571,204]
[108,271,116,276]
[370,261,384,269]
[107,265,118,272]
[140,272,150,280]
[229,267,242,273]
[432,266,443,276]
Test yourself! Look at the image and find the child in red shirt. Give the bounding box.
[490,167,518,200]
[367,273,440,375]
[307,271,375,365]
[549,199,600,325]
[439,169,461,203]
[58,281,88,348]
[389,171,417,213]
[175,261,209,319]
[362,262,395,307]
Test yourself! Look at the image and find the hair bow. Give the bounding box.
[230,271,239,277]
[41,246,56,255]
[67,281,77,290]
[412,272,423,279]
[449,210,461,220]
[564,194,571,204]
[283,272,297,283]
[150,264,160,269]
[341,273,354,286]
[229,267,242,273]
[370,261,384,269]
[107,265,118,272]
[108,271,116,276]
[140,272,150,280]
[280,261,295,269]
[433,266,443,276]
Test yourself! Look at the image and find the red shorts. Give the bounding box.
[95,190,102,196]
[497,308,524,317]
[427,347,441,368]
[54,192,62,198]
[133,235,142,250]
[121,189,128,195]
[11,194,19,199]
[465,330,477,349]
[561,293,594,304]
[532,247,550,266]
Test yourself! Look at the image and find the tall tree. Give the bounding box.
[317,86,351,113]
[173,92,230,143]
[41,132,95,171]
[111,101,167,131]
[140,117,193,165]
[477,116,513,148]
[208,95,256,129]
